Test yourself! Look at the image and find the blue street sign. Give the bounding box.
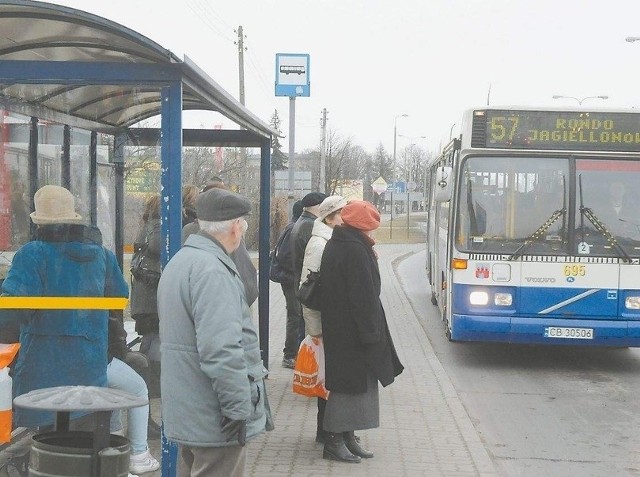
[275,53,310,97]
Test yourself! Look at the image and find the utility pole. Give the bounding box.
[236,26,246,106]
[319,108,328,193]
[235,26,247,193]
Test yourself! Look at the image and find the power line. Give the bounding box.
[185,0,234,43]
[240,33,273,99]
[245,49,271,97]
[195,0,234,32]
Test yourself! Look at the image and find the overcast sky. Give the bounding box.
[51,0,640,155]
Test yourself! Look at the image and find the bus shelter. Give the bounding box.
[0,1,275,473]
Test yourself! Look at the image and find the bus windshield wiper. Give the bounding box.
[580,207,631,263]
[508,208,566,261]
[578,175,631,263]
[509,175,567,261]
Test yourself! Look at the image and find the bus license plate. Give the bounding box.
[544,327,593,339]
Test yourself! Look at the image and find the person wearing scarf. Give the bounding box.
[319,200,404,463]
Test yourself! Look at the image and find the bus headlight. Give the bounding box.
[469,291,489,305]
[625,296,640,310]
[494,293,513,306]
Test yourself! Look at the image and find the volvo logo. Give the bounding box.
[524,277,556,283]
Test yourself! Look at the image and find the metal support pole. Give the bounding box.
[160,81,182,477]
[406,146,412,237]
[390,122,396,239]
[319,108,327,193]
[89,131,97,226]
[28,117,38,239]
[62,125,71,190]
[114,133,126,273]
[407,189,410,237]
[389,114,407,238]
[287,96,296,219]
[258,136,271,367]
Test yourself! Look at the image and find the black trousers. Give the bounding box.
[282,283,303,359]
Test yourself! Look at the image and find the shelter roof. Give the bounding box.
[0,0,275,138]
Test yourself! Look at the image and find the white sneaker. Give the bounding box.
[129,450,160,474]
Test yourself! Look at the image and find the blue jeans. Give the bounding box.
[107,357,149,455]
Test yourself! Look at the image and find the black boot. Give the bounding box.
[344,431,374,458]
[145,360,161,399]
[316,398,328,443]
[316,430,328,443]
[323,433,361,463]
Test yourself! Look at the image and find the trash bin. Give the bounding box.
[13,385,147,477]
[29,431,129,477]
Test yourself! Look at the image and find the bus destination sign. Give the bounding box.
[477,110,640,152]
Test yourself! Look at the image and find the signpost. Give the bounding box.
[275,54,310,98]
[407,181,416,235]
[275,53,310,219]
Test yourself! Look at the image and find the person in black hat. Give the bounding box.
[287,191,327,364]
[269,200,304,369]
[157,188,271,475]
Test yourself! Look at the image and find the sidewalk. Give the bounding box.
[243,243,497,476]
[0,244,496,476]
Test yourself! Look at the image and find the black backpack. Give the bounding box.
[269,222,294,286]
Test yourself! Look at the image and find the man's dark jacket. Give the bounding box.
[269,221,295,287]
[319,225,404,394]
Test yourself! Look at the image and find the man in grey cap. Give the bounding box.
[158,188,269,476]
[181,182,258,310]
[287,191,327,367]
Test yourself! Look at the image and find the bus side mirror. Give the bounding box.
[434,166,453,202]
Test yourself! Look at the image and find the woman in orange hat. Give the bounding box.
[318,200,404,463]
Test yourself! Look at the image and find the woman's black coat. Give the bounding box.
[319,225,403,394]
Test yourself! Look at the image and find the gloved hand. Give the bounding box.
[221,417,247,446]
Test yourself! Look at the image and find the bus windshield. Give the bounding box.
[456,156,640,258]
[575,159,640,257]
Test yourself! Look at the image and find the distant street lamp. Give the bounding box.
[391,114,408,239]
[398,134,427,237]
[552,95,608,106]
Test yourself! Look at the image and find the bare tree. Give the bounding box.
[401,144,431,193]
[323,130,365,194]
[182,146,217,187]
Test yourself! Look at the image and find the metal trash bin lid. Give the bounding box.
[14,385,148,412]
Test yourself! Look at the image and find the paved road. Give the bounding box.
[398,249,640,477]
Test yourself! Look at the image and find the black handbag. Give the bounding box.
[297,269,322,311]
[130,234,161,286]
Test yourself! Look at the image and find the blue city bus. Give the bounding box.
[426,106,640,345]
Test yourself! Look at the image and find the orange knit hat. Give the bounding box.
[341,200,380,232]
